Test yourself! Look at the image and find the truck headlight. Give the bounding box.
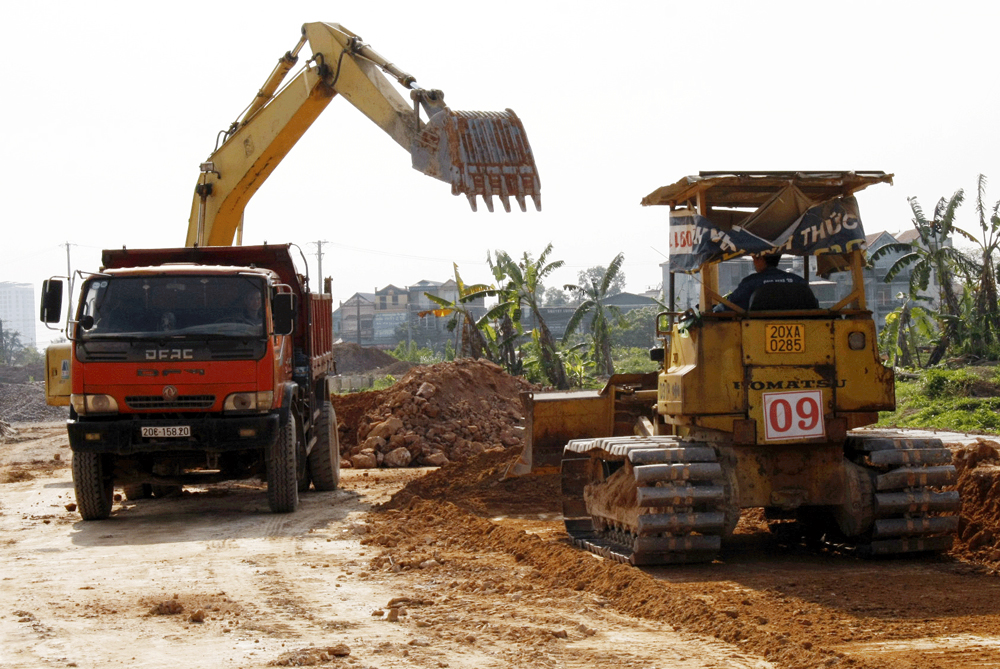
[71,394,119,416]
[223,391,273,412]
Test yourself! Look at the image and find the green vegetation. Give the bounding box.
[1,330,43,366]
[877,366,1000,434]
[873,174,1000,364]
[390,341,444,365]
[611,346,660,375]
[370,374,398,391]
[422,246,666,389]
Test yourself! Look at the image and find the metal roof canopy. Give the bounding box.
[641,171,893,210]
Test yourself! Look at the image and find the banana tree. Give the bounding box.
[563,253,626,376]
[488,245,569,389]
[420,263,506,362]
[870,190,969,365]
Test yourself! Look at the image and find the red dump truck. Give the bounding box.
[40,244,339,519]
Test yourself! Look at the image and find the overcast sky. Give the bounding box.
[2,1,998,348]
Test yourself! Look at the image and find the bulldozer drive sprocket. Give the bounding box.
[838,434,960,556]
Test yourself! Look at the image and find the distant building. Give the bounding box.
[372,285,408,348]
[338,293,375,345]
[540,292,661,340]
[334,279,486,350]
[0,282,36,349]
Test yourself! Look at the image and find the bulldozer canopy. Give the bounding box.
[642,171,893,274]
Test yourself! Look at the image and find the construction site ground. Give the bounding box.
[5,362,1000,668]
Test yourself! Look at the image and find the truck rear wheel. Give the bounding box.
[308,401,340,491]
[267,417,299,513]
[73,452,114,520]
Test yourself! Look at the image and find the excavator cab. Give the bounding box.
[514,172,960,566]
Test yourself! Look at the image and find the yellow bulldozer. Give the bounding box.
[511,171,960,565]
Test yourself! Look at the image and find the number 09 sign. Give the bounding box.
[761,390,826,441]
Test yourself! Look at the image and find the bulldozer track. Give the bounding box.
[560,433,961,565]
[561,436,733,565]
[843,434,960,556]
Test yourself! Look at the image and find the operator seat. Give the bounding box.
[747,282,819,312]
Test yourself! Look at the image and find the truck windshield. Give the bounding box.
[78,276,267,339]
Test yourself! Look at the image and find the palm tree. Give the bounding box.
[965,175,1000,353]
[562,253,627,376]
[869,190,968,365]
[489,245,569,389]
[879,292,935,368]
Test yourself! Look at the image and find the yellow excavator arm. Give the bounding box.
[187,22,540,248]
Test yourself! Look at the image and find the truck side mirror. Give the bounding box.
[272,293,296,335]
[40,280,64,324]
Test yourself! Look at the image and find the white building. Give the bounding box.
[0,281,36,348]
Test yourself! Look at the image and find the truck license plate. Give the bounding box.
[141,426,191,438]
[765,323,805,353]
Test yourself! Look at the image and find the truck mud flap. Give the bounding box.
[411,108,541,213]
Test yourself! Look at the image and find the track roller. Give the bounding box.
[560,436,737,565]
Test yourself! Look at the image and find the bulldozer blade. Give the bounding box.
[411,108,541,213]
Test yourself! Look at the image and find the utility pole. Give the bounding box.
[309,240,329,291]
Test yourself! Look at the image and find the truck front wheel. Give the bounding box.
[267,417,299,513]
[73,452,114,520]
[308,401,340,491]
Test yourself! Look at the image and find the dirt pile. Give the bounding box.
[332,342,412,376]
[951,439,1000,568]
[331,359,535,469]
[381,445,560,517]
[0,363,45,385]
[0,381,68,424]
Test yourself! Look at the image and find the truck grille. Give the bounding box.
[210,347,259,360]
[84,351,129,361]
[125,395,216,410]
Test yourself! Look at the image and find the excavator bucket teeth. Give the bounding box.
[411,108,541,213]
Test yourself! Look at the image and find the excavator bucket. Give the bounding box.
[411,108,541,213]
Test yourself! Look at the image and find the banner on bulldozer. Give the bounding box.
[668,196,868,273]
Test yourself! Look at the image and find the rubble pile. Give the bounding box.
[951,439,1000,567]
[0,381,68,424]
[331,358,535,469]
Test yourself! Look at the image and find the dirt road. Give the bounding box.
[4,423,1000,669]
[1,424,767,669]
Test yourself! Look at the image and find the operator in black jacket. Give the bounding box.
[716,254,806,311]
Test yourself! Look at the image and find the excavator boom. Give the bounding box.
[187,22,540,248]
